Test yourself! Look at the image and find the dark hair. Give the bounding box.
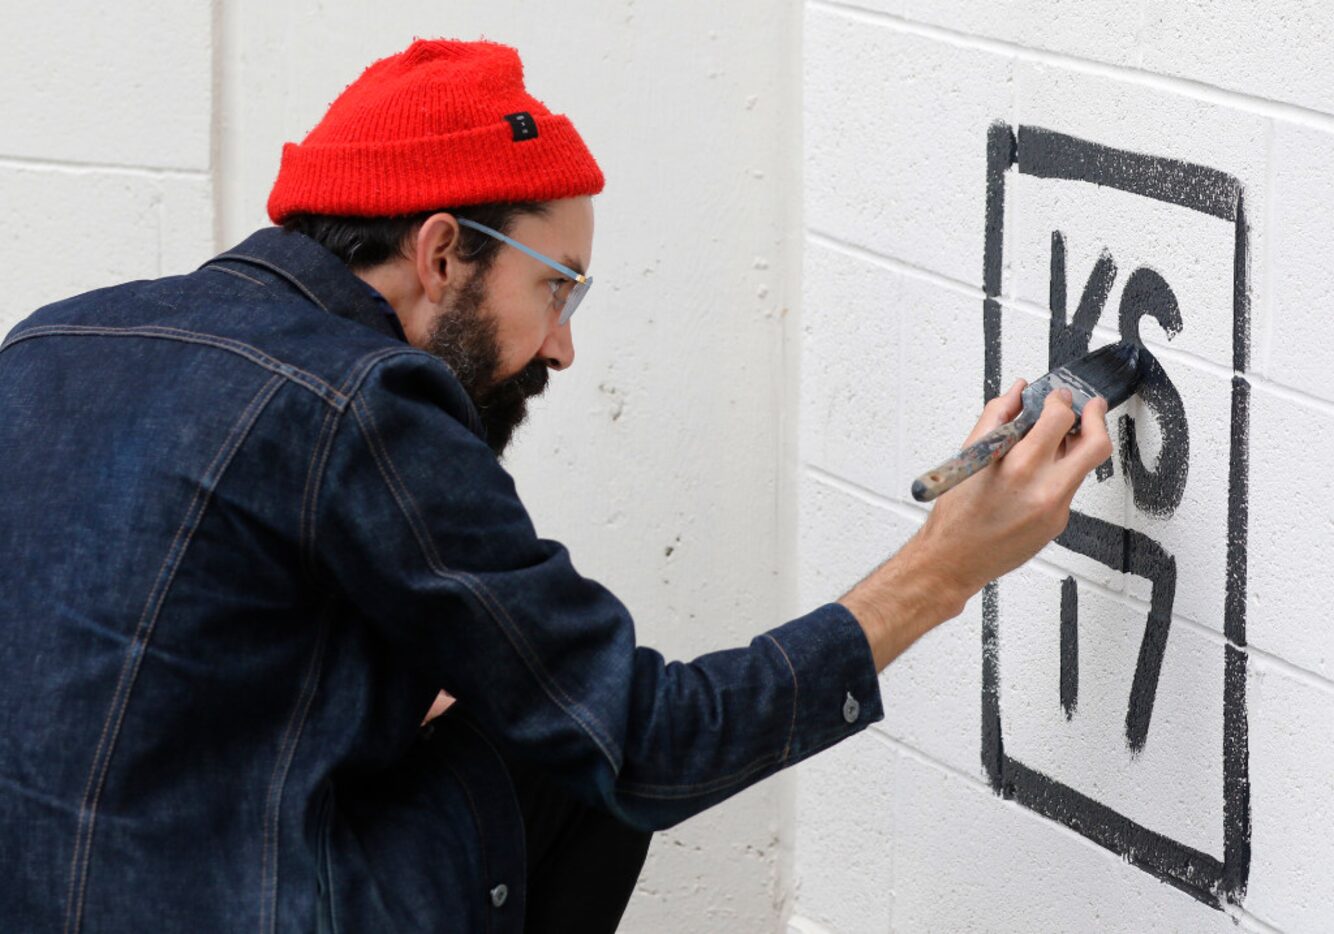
[281,200,550,272]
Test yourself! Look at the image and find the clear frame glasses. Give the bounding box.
[456,217,592,325]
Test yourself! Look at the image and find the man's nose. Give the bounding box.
[539,320,575,371]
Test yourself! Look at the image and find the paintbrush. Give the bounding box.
[911,340,1142,503]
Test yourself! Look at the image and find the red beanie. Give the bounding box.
[267,39,605,223]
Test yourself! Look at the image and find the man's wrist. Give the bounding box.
[837,528,971,672]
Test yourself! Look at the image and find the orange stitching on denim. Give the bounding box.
[615,724,858,800]
[258,619,329,934]
[62,382,254,934]
[209,252,331,313]
[350,394,621,761]
[348,396,622,770]
[454,571,622,761]
[62,374,284,934]
[616,751,783,800]
[763,633,800,766]
[205,265,267,287]
[1,325,344,408]
[439,759,494,934]
[299,405,339,579]
[614,636,798,800]
[335,346,421,398]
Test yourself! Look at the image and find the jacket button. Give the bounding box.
[490,884,508,908]
[842,692,860,724]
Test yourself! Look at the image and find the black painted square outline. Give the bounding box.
[980,123,1251,908]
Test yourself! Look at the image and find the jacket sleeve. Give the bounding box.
[315,351,884,831]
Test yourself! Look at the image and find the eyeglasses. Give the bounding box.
[456,217,592,326]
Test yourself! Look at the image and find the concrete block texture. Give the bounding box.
[0,2,212,170]
[1246,656,1334,932]
[804,6,1013,286]
[1,166,214,332]
[15,0,1334,930]
[888,751,1239,933]
[800,0,1334,930]
[1267,120,1334,399]
[791,732,897,932]
[855,1,1334,120]
[1140,2,1334,117]
[801,240,993,505]
[899,0,1143,67]
[801,242,903,496]
[1246,384,1334,677]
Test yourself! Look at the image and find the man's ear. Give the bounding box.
[413,213,464,303]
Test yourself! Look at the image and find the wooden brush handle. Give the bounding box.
[911,411,1037,502]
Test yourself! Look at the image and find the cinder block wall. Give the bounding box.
[794,3,1334,932]
[0,4,215,333]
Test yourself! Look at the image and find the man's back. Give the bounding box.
[1,228,885,932]
[0,232,451,930]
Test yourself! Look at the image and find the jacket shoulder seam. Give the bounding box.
[0,324,348,409]
[345,391,624,772]
[62,373,287,934]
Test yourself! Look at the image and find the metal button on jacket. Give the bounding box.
[490,884,509,908]
[842,691,860,724]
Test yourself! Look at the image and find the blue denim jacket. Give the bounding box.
[0,228,884,932]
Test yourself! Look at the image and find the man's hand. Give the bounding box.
[839,380,1113,672]
[422,690,455,725]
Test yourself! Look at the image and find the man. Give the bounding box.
[0,39,1110,932]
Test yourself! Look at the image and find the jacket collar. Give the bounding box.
[202,228,490,444]
[202,227,407,344]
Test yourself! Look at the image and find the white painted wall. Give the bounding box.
[0,2,215,331]
[796,2,1334,932]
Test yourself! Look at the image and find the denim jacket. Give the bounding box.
[0,228,884,932]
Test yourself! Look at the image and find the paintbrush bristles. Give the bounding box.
[909,339,1143,503]
[1068,340,1141,409]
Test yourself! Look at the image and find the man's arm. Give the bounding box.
[840,380,1114,672]
[320,352,884,832]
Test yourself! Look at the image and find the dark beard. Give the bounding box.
[423,275,550,457]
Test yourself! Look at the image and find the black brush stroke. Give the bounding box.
[1055,513,1176,752]
[1048,231,1117,480]
[980,122,1250,906]
[1017,126,1240,221]
[1060,576,1078,719]
[1222,373,1251,899]
[1003,758,1224,907]
[1233,193,1251,374]
[1118,267,1190,517]
[981,121,1015,792]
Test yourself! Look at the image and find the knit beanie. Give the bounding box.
[266,39,605,223]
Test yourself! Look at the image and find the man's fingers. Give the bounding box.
[1016,388,1077,461]
[964,379,1027,446]
[1061,396,1114,478]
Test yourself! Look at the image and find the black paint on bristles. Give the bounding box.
[1068,339,1142,409]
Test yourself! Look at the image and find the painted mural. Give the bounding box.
[980,123,1251,908]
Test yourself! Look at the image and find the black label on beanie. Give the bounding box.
[504,112,539,142]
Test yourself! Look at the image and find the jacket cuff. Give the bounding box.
[761,602,885,766]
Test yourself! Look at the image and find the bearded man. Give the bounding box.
[0,39,1110,933]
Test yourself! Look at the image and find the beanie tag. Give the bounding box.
[504,112,539,142]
